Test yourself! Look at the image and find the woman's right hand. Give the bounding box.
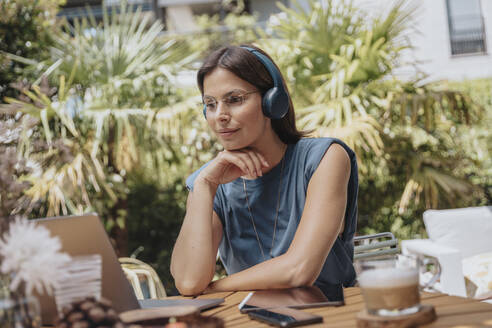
[197,149,270,187]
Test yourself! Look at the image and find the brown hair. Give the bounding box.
[197,44,309,144]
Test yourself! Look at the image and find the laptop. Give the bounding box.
[34,213,224,325]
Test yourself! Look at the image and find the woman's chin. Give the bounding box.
[223,145,244,151]
[221,141,248,151]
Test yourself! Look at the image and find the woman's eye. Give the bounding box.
[226,95,243,105]
[205,103,216,110]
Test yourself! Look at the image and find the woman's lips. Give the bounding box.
[218,129,239,138]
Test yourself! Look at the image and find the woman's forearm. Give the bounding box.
[205,252,316,293]
[170,178,219,295]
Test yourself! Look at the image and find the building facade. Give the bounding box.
[260,0,492,82]
[410,0,492,81]
[351,0,492,81]
[59,0,492,82]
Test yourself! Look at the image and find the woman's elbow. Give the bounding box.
[171,260,215,295]
[172,267,212,296]
[287,261,318,287]
[174,279,208,296]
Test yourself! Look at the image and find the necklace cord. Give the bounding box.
[242,152,286,260]
[242,178,266,260]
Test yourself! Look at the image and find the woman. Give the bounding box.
[170,45,358,296]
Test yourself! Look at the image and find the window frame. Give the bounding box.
[445,0,488,57]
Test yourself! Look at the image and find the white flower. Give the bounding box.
[0,218,72,296]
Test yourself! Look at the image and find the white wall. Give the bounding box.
[250,0,288,22]
[351,0,492,82]
[411,0,492,82]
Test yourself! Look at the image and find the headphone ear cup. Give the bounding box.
[262,87,289,120]
[203,104,207,118]
[262,88,275,118]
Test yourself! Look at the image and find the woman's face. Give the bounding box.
[203,67,270,151]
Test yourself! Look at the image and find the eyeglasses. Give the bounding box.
[203,90,260,112]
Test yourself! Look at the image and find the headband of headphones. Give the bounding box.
[203,46,289,120]
[240,46,282,87]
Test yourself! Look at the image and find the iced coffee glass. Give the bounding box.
[356,254,435,316]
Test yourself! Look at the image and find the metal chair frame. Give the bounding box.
[353,232,399,260]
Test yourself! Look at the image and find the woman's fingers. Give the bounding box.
[256,152,270,168]
[227,152,254,177]
[240,150,263,177]
[220,151,250,176]
[210,149,272,183]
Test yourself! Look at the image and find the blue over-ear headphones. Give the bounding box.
[202,46,289,120]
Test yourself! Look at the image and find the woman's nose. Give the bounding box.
[216,102,230,122]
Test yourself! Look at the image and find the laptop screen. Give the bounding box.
[34,214,140,324]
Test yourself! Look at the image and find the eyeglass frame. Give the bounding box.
[202,90,260,113]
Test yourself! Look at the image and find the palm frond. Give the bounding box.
[399,165,473,214]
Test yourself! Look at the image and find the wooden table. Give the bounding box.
[193,288,492,327]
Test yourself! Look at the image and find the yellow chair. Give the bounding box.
[119,257,167,299]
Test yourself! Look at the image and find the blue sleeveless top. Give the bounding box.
[186,138,358,287]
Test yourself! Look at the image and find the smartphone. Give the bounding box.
[247,307,323,327]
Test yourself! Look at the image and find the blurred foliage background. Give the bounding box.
[0,0,490,294]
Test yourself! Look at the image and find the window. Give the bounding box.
[446,0,487,55]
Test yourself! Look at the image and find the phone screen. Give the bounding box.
[249,309,297,326]
[248,307,323,327]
